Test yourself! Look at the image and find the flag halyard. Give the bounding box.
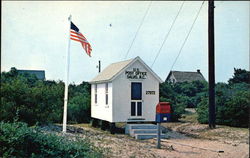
[70,22,92,57]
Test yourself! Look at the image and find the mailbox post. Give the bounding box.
[157,122,161,149]
[155,102,171,149]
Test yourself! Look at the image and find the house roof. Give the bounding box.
[90,56,163,83]
[166,70,206,83]
[17,69,45,80]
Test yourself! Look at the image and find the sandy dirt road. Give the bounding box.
[44,124,249,158]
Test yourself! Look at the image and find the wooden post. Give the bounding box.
[101,120,107,130]
[98,60,101,73]
[208,0,216,128]
[90,118,98,127]
[157,123,161,149]
[110,123,115,134]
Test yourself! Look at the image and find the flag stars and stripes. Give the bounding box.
[70,22,92,57]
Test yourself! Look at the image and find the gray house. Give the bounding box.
[15,68,45,80]
[166,70,206,83]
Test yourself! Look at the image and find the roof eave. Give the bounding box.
[89,79,112,84]
[136,57,163,83]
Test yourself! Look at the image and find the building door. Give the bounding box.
[131,82,142,117]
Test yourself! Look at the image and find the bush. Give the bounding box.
[1,68,91,125]
[196,97,209,124]
[171,102,186,121]
[0,122,103,158]
[0,77,64,125]
[218,90,249,127]
[68,82,91,124]
[196,83,250,127]
[68,94,91,123]
[159,95,186,121]
[160,81,207,121]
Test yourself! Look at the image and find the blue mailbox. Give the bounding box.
[155,102,171,123]
[156,113,171,123]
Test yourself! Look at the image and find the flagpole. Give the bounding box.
[63,15,72,133]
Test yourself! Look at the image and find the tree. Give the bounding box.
[1,69,64,125]
[67,81,91,123]
[228,68,250,84]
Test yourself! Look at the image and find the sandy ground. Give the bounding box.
[43,123,249,158]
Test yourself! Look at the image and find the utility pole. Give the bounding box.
[208,0,216,128]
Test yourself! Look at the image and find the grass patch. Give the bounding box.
[179,108,198,123]
[180,113,198,123]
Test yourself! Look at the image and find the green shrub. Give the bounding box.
[0,122,103,158]
[196,97,209,124]
[196,83,250,127]
[171,102,186,121]
[159,81,207,121]
[1,68,91,125]
[67,82,91,124]
[159,96,186,121]
[217,90,249,127]
[68,94,91,123]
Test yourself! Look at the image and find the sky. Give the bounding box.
[2,1,249,84]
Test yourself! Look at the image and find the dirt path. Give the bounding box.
[153,138,249,158]
[43,124,249,158]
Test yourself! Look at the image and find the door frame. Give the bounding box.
[130,82,143,117]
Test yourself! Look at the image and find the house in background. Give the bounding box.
[14,67,46,80]
[166,70,206,83]
[89,56,163,126]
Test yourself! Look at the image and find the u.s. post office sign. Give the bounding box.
[125,68,147,79]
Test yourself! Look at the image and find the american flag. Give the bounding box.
[70,22,92,57]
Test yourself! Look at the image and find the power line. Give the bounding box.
[124,1,152,60]
[151,1,185,68]
[170,1,205,71]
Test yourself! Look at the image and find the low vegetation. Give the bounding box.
[160,68,249,127]
[0,121,103,158]
[0,67,90,126]
[160,80,208,121]
[197,72,250,127]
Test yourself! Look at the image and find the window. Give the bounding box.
[137,102,142,116]
[172,79,176,84]
[105,83,108,105]
[95,84,97,104]
[131,102,136,116]
[131,82,142,100]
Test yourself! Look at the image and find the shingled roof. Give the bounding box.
[90,56,163,83]
[90,58,133,83]
[166,70,206,83]
[17,69,45,80]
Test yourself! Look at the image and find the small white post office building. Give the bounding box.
[89,56,163,123]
